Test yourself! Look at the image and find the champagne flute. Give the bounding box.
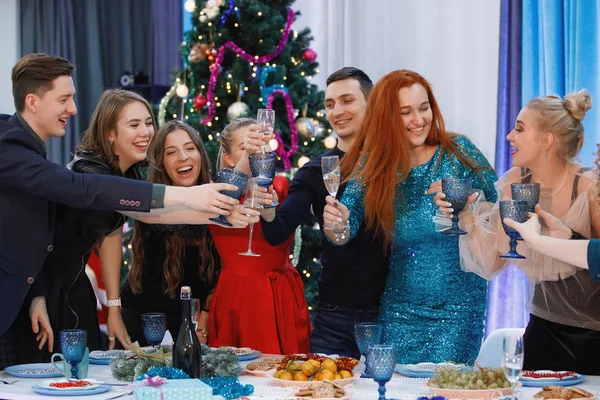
[322,155,346,241]
[239,179,263,257]
[257,108,275,155]
[503,335,524,400]
[191,298,200,331]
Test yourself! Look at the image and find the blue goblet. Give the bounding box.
[500,200,528,259]
[511,183,540,241]
[367,345,396,400]
[249,152,279,208]
[441,178,471,235]
[141,313,167,347]
[59,329,87,380]
[354,323,383,378]
[209,168,249,227]
[511,183,540,213]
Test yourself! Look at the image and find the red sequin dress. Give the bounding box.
[208,176,311,354]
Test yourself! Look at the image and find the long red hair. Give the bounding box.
[341,69,481,246]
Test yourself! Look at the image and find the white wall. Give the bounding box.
[0,0,18,114]
[293,0,501,165]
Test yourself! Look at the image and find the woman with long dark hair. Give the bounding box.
[120,121,256,343]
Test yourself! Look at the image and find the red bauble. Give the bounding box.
[193,93,208,109]
[302,49,317,63]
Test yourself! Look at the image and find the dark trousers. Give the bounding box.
[310,301,378,359]
[524,314,600,375]
[0,304,44,369]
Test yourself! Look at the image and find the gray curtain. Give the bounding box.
[152,0,182,86]
[20,0,78,166]
[20,0,157,165]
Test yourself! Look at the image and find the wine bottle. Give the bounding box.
[172,286,202,377]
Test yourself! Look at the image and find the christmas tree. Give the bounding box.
[155,0,337,310]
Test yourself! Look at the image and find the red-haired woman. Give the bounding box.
[324,70,497,364]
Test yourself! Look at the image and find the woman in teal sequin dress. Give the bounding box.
[323,70,497,364]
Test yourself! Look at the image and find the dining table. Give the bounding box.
[0,356,598,400]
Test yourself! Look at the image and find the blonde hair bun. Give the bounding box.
[564,89,592,121]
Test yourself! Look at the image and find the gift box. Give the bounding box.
[134,379,212,400]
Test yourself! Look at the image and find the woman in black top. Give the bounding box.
[120,121,226,344]
[16,89,157,363]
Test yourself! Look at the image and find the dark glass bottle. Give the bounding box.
[172,286,202,377]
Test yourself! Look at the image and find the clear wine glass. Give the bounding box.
[239,179,263,257]
[503,335,524,400]
[322,155,346,241]
[191,298,199,331]
[257,108,275,154]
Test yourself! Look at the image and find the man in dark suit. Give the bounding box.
[0,53,238,368]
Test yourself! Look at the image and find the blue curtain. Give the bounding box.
[488,0,600,335]
[486,0,531,336]
[522,0,600,166]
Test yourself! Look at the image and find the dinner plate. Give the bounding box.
[39,379,103,391]
[426,384,514,399]
[395,362,468,378]
[4,363,63,378]
[520,370,584,387]
[268,370,358,387]
[31,384,111,396]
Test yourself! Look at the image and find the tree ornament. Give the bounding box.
[188,43,209,63]
[297,156,310,168]
[302,49,317,63]
[324,135,337,149]
[295,117,315,138]
[176,84,189,98]
[226,101,250,121]
[193,93,208,109]
[184,0,196,13]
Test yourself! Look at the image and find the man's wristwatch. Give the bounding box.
[107,298,121,308]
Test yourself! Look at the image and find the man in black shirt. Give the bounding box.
[259,67,389,358]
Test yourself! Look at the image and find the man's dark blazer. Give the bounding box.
[0,114,153,335]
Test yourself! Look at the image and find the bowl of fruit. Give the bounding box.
[426,364,514,399]
[270,354,359,387]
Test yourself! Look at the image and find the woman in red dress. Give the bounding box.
[208,118,311,354]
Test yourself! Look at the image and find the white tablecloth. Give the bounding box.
[1,358,598,400]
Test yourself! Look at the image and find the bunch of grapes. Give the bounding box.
[428,367,511,390]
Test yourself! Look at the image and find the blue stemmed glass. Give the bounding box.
[511,183,540,241]
[59,329,87,380]
[141,313,167,347]
[500,200,528,259]
[354,323,383,378]
[249,152,278,208]
[367,345,396,400]
[441,178,471,235]
[209,168,249,227]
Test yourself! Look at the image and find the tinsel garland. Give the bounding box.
[140,367,254,399]
[110,343,241,382]
[158,83,179,128]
